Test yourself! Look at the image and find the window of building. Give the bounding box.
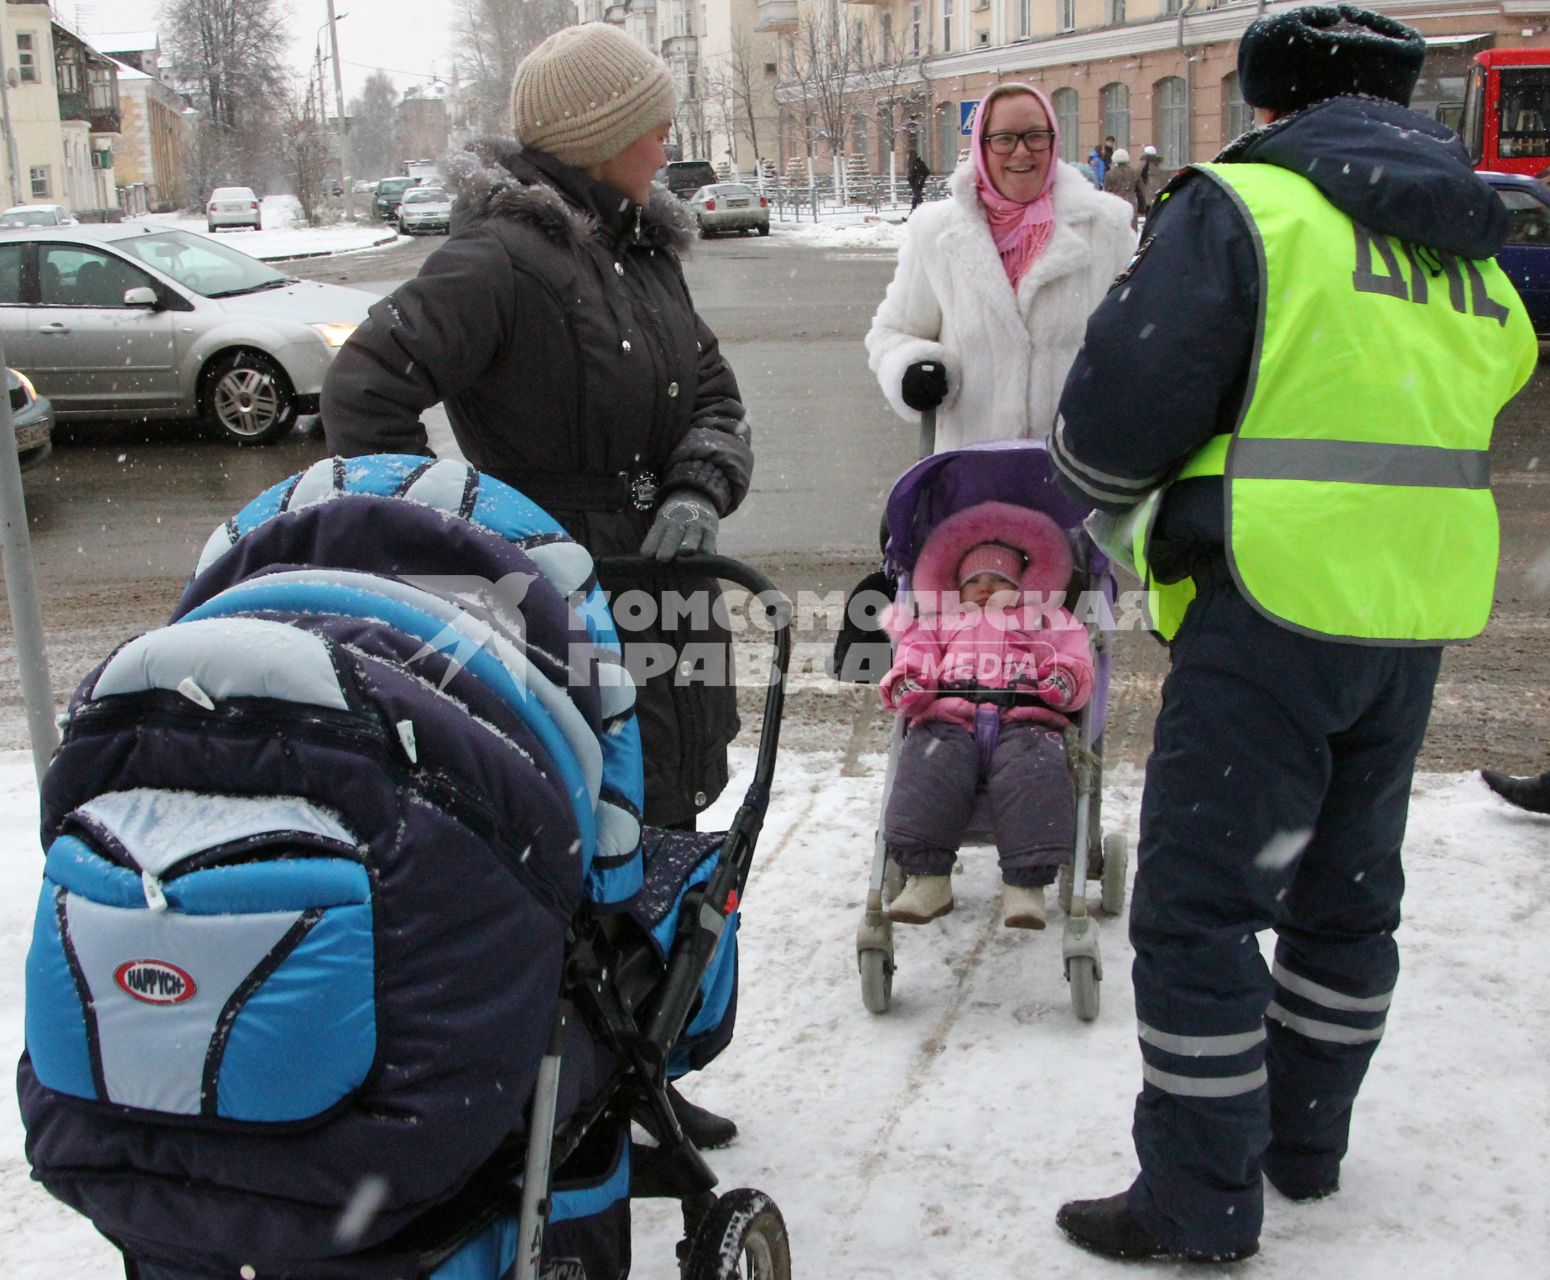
[937,102,958,170]
[1155,75,1187,166]
[29,166,50,199]
[1222,72,1252,143]
[1017,0,1031,38]
[881,12,893,53]
[16,32,37,84]
[852,112,869,157]
[942,0,953,53]
[1100,82,1130,150]
[1164,0,1182,12]
[1058,0,1075,34]
[1052,87,1080,162]
[1107,0,1125,23]
[911,5,922,56]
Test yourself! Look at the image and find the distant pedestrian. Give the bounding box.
[1138,143,1163,209]
[1103,135,1116,168]
[1087,142,1108,185]
[907,148,931,212]
[1102,147,1142,224]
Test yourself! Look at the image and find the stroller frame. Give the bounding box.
[852,416,1128,1022]
[469,553,792,1280]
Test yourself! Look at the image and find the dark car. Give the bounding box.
[1483,171,1550,337]
[373,176,420,221]
[662,160,717,200]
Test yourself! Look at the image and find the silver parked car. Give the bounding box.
[7,366,53,471]
[397,185,452,235]
[687,183,770,238]
[0,224,372,444]
[0,204,76,229]
[206,185,262,232]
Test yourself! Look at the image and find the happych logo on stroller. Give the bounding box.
[16,455,793,1280]
[845,437,1128,1021]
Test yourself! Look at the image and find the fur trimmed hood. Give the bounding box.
[911,501,1073,605]
[444,136,696,252]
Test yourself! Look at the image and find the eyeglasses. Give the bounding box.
[983,129,1056,156]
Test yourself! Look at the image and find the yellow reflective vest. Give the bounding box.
[1133,162,1539,644]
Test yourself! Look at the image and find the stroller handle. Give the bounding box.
[595,552,791,1069]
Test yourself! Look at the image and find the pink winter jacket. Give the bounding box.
[876,499,1096,731]
[879,597,1094,731]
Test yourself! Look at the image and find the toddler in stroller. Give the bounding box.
[880,500,1094,930]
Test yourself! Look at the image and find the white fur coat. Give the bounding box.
[866,160,1138,450]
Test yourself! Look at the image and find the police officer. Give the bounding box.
[1048,5,1539,1263]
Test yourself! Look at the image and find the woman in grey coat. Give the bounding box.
[322,24,752,837]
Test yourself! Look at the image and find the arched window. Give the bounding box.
[1053,87,1080,162]
[1101,82,1130,151]
[1154,76,1187,167]
[1223,72,1253,145]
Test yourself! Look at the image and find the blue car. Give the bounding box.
[1483,171,1550,338]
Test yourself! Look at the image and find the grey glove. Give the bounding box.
[641,489,719,560]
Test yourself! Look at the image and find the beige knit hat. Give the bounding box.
[510,23,676,170]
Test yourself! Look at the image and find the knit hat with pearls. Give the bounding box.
[509,23,676,170]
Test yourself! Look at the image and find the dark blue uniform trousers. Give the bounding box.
[1125,564,1441,1256]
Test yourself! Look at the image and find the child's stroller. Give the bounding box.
[18,456,793,1280]
[849,438,1128,1022]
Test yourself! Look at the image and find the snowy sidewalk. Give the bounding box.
[130,194,401,261]
[0,748,1543,1277]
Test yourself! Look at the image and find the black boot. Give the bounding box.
[1056,1193,1258,1263]
[1481,769,1550,815]
[667,1083,738,1150]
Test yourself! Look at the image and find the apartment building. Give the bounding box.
[91,31,193,214]
[0,1,122,216]
[586,0,1550,177]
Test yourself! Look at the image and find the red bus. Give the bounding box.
[1460,48,1550,176]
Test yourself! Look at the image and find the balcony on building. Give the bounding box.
[603,3,628,23]
[754,0,799,33]
[54,30,123,136]
[662,34,698,60]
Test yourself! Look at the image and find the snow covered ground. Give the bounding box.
[0,742,1545,1277]
[133,193,402,261]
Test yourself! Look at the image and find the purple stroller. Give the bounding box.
[853,437,1128,1021]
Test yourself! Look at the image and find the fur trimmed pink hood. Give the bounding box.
[909,500,1073,607]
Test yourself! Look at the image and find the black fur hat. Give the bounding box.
[1237,5,1427,113]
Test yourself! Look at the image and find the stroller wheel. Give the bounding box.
[683,1188,792,1280]
[859,947,893,1014]
[1100,832,1129,916]
[1068,955,1100,1022]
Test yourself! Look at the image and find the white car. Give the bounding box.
[206,186,262,232]
[687,184,770,238]
[0,223,372,444]
[397,186,453,235]
[0,204,76,229]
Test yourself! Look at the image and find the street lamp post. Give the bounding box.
[326,1,353,220]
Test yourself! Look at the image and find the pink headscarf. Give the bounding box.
[970,82,1061,290]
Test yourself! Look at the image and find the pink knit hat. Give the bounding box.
[958,541,1025,588]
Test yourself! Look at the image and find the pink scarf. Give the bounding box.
[970,83,1061,290]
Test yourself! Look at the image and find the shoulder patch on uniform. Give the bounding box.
[1111,233,1157,289]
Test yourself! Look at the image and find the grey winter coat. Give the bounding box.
[321,141,753,825]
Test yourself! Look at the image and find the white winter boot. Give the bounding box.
[1003,883,1047,930]
[888,875,954,924]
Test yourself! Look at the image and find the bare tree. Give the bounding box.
[705,28,771,172]
[785,3,863,163]
[278,80,333,225]
[449,0,574,138]
[348,70,400,182]
[162,0,288,187]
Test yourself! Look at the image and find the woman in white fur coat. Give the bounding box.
[866,83,1138,452]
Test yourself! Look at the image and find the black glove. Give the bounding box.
[641,489,719,560]
[901,361,948,412]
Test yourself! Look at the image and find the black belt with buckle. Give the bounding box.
[504,469,659,513]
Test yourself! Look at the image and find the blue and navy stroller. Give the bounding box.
[848,438,1128,1021]
[18,456,793,1279]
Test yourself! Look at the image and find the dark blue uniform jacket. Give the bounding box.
[1050,96,1512,583]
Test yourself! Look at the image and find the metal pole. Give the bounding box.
[0,334,59,786]
[0,25,26,206]
[327,1,353,220]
